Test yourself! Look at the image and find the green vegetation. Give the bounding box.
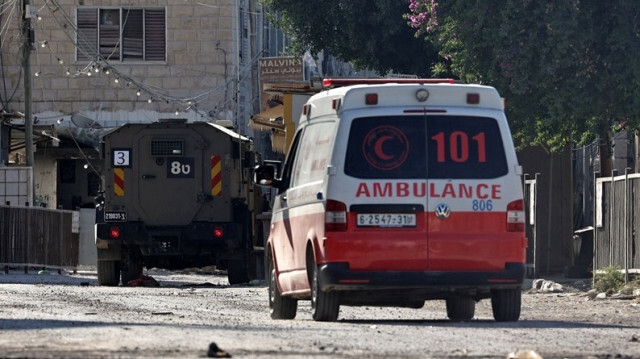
[264,1,640,151]
[259,0,441,77]
[593,266,625,293]
[408,1,640,151]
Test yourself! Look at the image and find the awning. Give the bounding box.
[5,123,60,152]
[249,105,285,131]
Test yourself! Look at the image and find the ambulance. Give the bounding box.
[254,78,527,322]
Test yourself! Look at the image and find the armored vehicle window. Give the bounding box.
[151,140,184,156]
[345,115,507,179]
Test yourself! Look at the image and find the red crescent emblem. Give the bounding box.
[374,136,394,160]
[362,125,409,170]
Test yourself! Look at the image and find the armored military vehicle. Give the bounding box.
[95,119,262,286]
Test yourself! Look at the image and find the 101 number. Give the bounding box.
[431,131,486,163]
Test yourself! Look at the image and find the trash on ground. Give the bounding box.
[125,275,160,287]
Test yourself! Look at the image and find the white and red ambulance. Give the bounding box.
[254,78,527,322]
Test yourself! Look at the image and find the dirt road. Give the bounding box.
[1,268,639,358]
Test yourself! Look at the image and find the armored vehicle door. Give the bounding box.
[133,127,206,226]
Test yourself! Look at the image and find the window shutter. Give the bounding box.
[76,8,98,61]
[144,9,166,61]
[99,9,120,60]
[123,9,143,61]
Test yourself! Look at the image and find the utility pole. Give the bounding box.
[22,0,35,205]
[22,0,34,170]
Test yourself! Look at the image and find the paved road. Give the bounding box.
[0,268,639,358]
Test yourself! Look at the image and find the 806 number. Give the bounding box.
[472,199,493,211]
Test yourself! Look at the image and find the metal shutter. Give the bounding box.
[144,9,166,61]
[76,8,98,61]
[123,9,144,61]
[99,9,120,60]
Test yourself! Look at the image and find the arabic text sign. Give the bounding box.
[260,56,303,82]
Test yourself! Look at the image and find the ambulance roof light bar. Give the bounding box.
[323,78,456,88]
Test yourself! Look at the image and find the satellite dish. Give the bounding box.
[209,109,233,122]
[71,114,102,129]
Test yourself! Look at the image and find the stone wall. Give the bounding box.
[5,0,236,122]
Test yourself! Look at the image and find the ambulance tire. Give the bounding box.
[227,258,250,285]
[268,256,297,319]
[491,288,521,322]
[97,260,120,286]
[446,297,475,321]
[311,262,339,322]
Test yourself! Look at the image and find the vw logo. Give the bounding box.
[435,203,451,219]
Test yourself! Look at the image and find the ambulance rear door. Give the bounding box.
[425,110,522,271]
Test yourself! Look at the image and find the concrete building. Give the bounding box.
[0,0,269,209]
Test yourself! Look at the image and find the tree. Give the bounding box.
[261,0,442,77]
[407,0,640,150]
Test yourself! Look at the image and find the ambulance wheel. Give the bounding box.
[97,260,120,286]
[446,297,475,321]
[311,262,339,322]
[268,254,297,319]
[491,288,521,322]
[227,258,250,285]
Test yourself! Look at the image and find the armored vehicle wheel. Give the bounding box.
[227,258,250,285]
[120,247,143,285]
[268,256,297,319]
[311,261,339,322]
[97,260,120,286]
[446,297,475,321]
[491,288,521,322]
[121,259,143,285]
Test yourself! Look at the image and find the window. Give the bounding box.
[291,122,336,187]
[278,130,303,191]
[76,7,166,62]
[345,116,507,179]
[59,160,76,184]
[87,172,101,197]
[151,139,184,156]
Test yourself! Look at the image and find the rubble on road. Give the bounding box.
[531,279,564,293]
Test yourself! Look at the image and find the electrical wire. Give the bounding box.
[0,0,19,48]
[0,0,21,109]
[65,126,103,183]
[22,0,268,129]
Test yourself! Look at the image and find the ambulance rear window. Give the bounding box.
[344,116,508,179]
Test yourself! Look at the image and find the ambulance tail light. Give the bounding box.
[109,226,121,239]
[302,104,311,117]
[325,200,347,231]
[506,200,525,232]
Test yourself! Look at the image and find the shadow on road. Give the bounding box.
[340,318,640,330]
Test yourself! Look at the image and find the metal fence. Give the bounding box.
[594,171,639,275]
[524,176,536,277]
[0,205,79,271]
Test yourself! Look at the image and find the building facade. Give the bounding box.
[0,0,269,209]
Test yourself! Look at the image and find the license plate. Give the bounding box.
[356,213,416,227]
[104,211,127,222]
